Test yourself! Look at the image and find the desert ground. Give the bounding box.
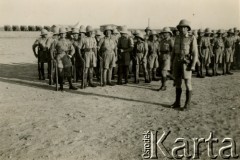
[0,31,239,160]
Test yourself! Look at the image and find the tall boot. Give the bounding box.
[171,88,182,108]
[158,77,167,91]
[41,63,45,80]
[89,72,97,87]
[124,66,129,84]
[107,68,114,86]
[68,77,78,90]
[206,66,212,77]
[144,71,150,83]
[196,65,201,78]
[226,63,233,75]
[103,69,107,86]
[134,65,139,84]
[181,90,192,111]
[58,76,64,91]
[117,66,123,85]
[149,70,152,83]
[152,69,159,81]
[215,64,220,76]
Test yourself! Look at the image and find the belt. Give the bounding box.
[85,48,94,52]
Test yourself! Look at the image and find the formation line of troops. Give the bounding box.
[32,19,240,111]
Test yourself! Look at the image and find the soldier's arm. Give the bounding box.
[191,36,198,70]
[69,44,75,57]
[143,42,148,59]
[32,40,39,58]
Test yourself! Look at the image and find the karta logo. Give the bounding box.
[142,130,239,159]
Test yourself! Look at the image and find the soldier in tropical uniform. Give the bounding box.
[78,25,97,88]
[133,32,149,83]
[224,29,235,75]
[158,27,174,91]
[117,26,134,85]
[171,19,198,111]
[32,29,49,80]
[98,26,117,86]
[50,27,78,91]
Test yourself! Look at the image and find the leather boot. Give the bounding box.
[68,77,78,90]
[171,88,182,108]
[181,90,192,111]
[152,70,159,81]
[89,72,97,87]
[158,77,167,91]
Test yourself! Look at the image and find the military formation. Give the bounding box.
[32,19,240,110]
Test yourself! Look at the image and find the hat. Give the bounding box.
[120,26,129,34]
[217,29,224,34]
[86,25,94,32]
[72,28,79,34]
[104,26,113,32]
[95,30,102,36]
[66,27,72,33]
[135,32,145,40]
[177,19,191,31]
[52,27,59,35]
[59,27,67,34]
[79,25,86,33]
[227,29,234,34]
[161,27,173,36]
[150,30,157,36]
[145,27,152,32]
[198,28,204,33]
[113,28,119,34]
[40,29,48,36]
[205,28,212,34]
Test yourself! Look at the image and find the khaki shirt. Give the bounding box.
[79,37,97,51]
[33,37,48,52]
[159,38,174,53]
[147,40,160,55]
[224,36,235,49]
[50,38,75,56]
[134,40,148,55]
[199,37,212,49]
[98,36,117,55]
[212,37,224,49]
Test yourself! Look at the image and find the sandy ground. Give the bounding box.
[0,32,239,160]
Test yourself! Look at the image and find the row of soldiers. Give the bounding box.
[32,20,240,110]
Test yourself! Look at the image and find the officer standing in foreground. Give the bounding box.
[50,27,78,91]
[98,26,117,86]
[171,19,198,110]
[78,25,97,88]
[133,32,149,83]
[117,26,134,85]
[32,29,49,80]
[158,27,174,91]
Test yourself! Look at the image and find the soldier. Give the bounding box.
[147,30,160,82]
[158,27,174,91]
[71,28,80,82]
[117,26,134,85]
[78,25,97,88]
[194,29,203,78]
[95,29,103,81]
[98,26,117,86]
[171,19,198,110]
[133,32,149,83]
[224,29,235,75]
[50,27,77,91]
[32,29,49,80]
[199,28,213,76]
[112,28,120,80]
[46,27,59,85]
[212,29,225,75]
[144,27,152,41]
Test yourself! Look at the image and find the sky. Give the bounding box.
[0,0,239,30]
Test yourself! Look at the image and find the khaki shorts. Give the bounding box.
[225,48,234,63]
[173,59,192,80]
[84,51,96,68]
[57,52,72,69]
[214,48,223,64]
[148,54,158,69]
[202,49,211,65]
[102,51,116,69]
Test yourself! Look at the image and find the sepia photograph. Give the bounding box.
[0,0,239,159]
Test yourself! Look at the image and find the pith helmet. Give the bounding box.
[198,28,204,33]
[161,27,173,36]
[136,32,145,40]
[113,28,119,34]
[104,25,113,32]
[59,27,67,34]
[145,27,152,32]
[95,30,102,36]
[86,25,94,32]
[227,29,234,34]
[72,28,79,34]
[40,29,48,36]
[150,30,157,36]
[52,27,59,35]
[79,25,86,33]
[120,26,129,34]
[217,29,224,34]
[177,19,191,31]
[205,28,212,34]
[66,27,72,32]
